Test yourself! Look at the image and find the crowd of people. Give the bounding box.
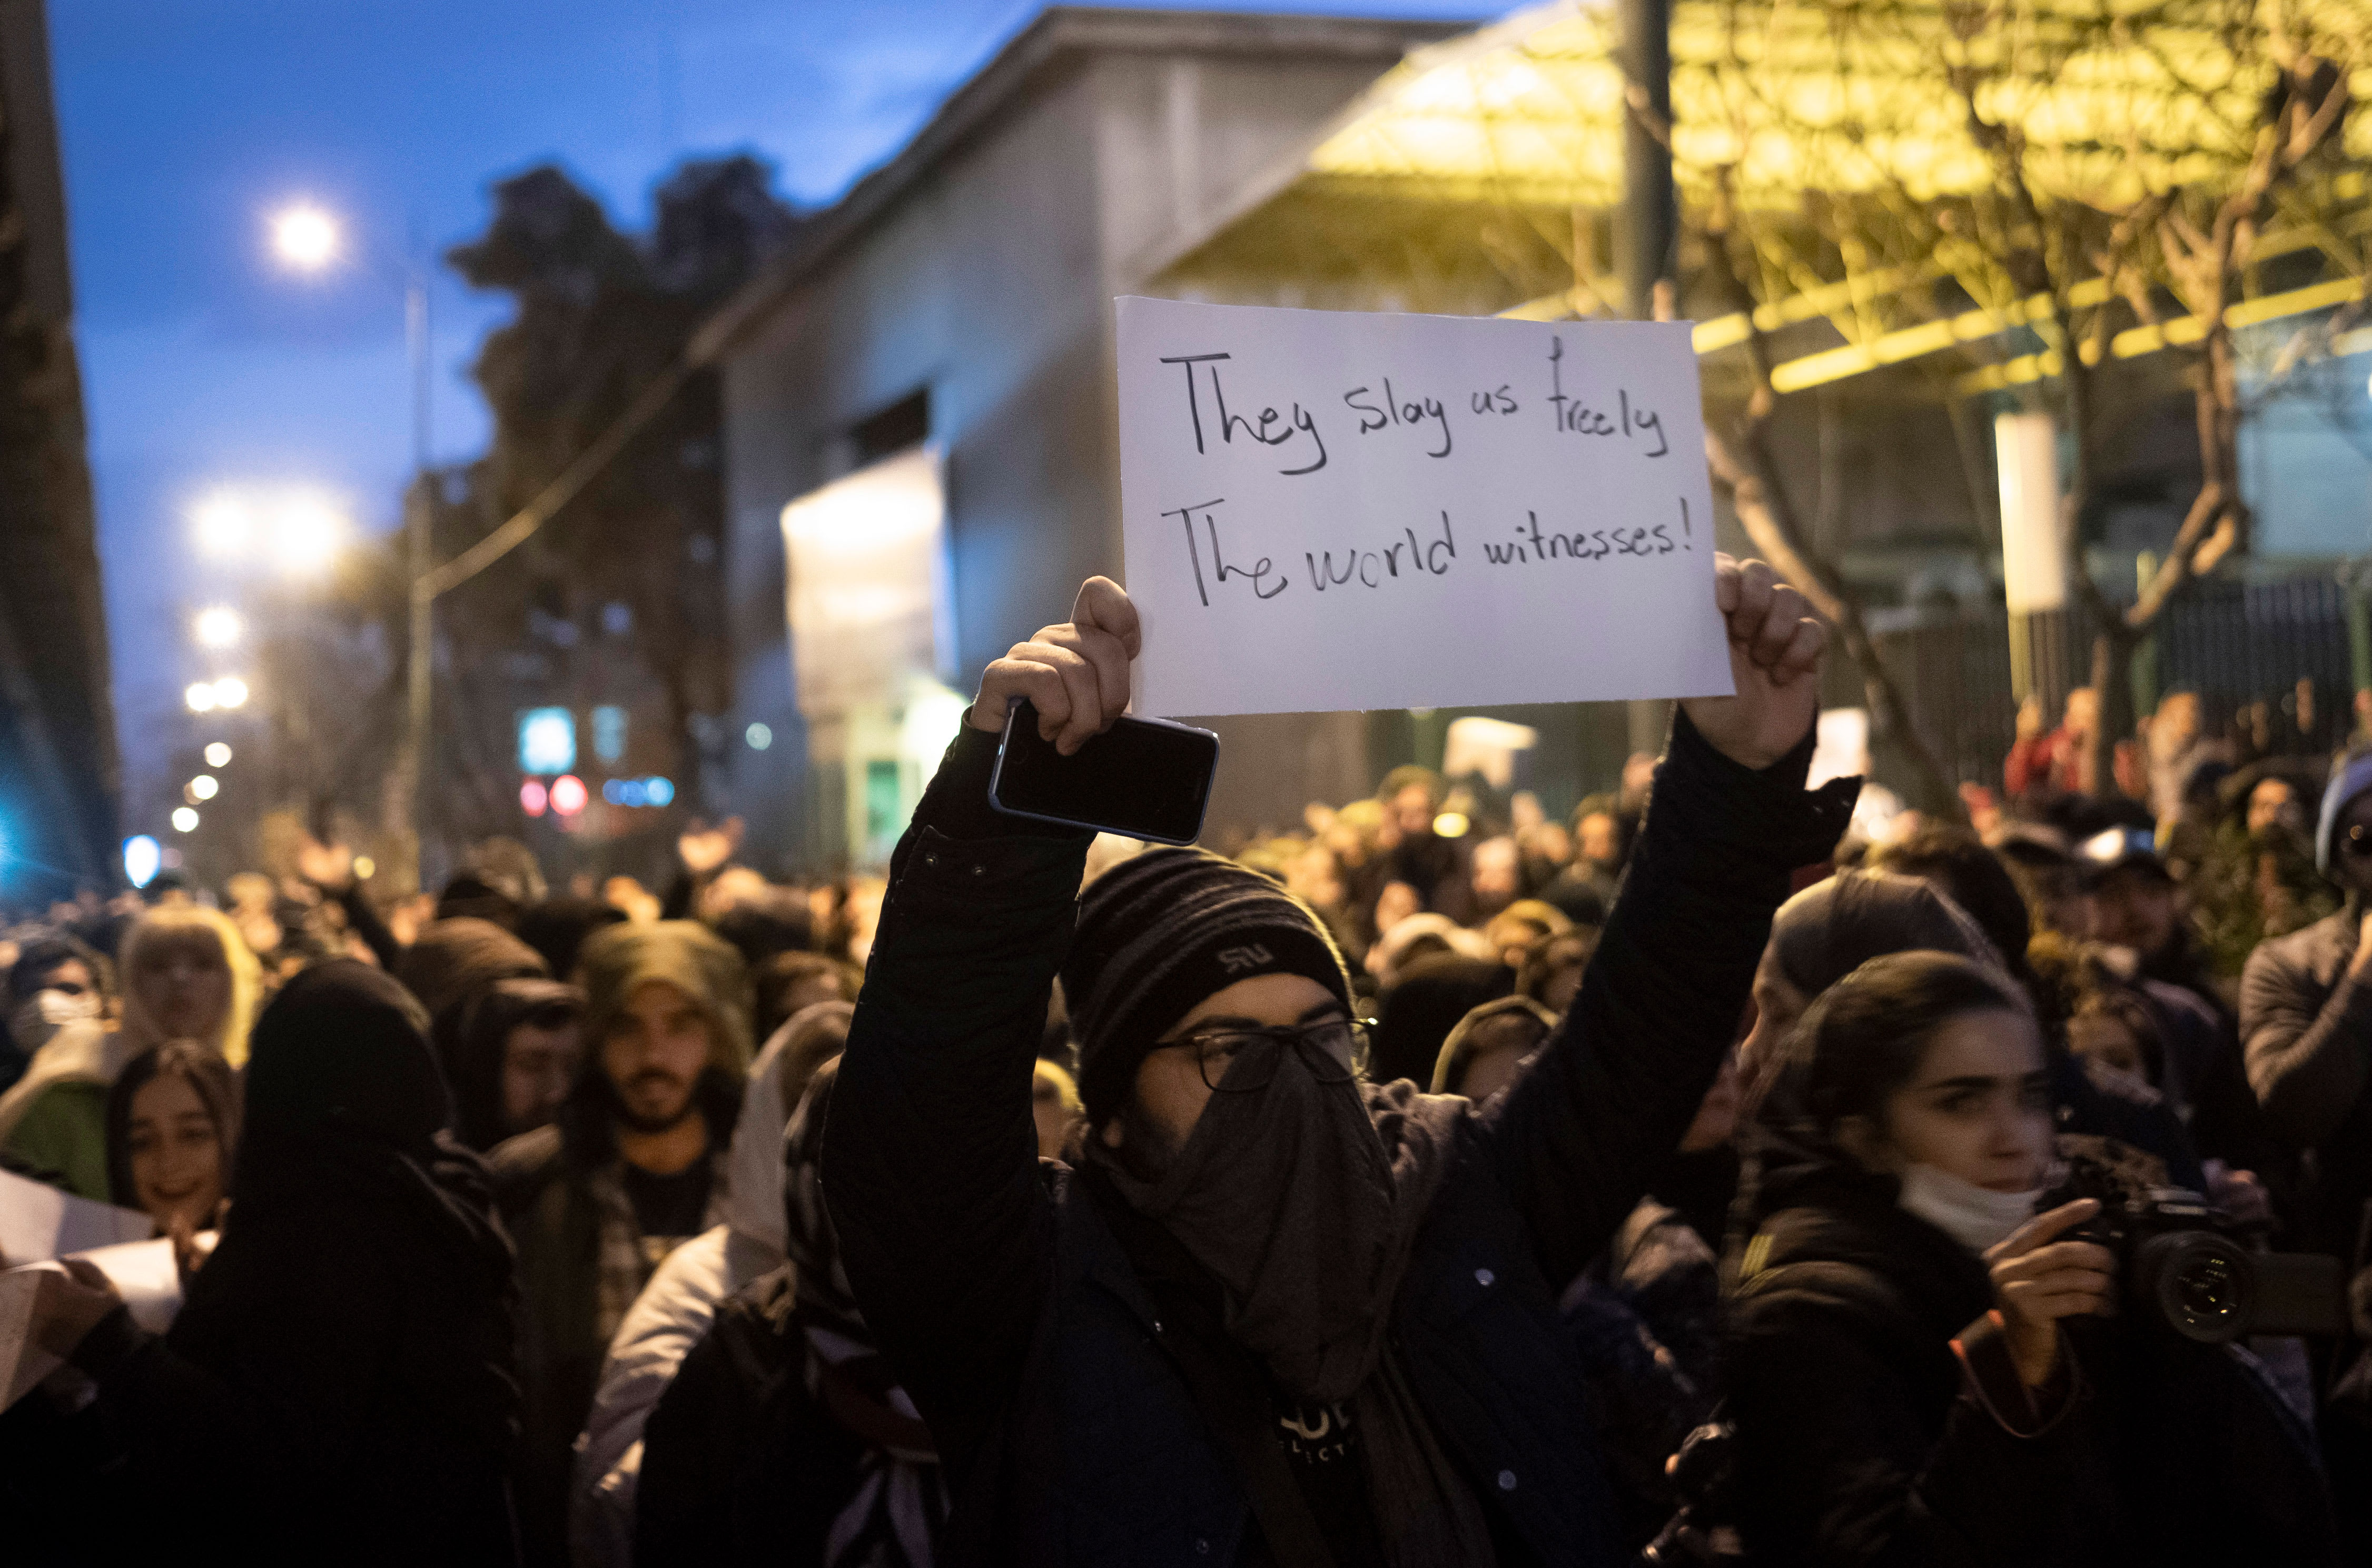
[1,556,2365,1565]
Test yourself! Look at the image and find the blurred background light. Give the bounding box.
[123,835,161,888]
[203,742,233,768]
[193,606,244,648]
[269,203,340,271]
[170,807,200,833]
[518,707,575,774]
[549,774,588,815]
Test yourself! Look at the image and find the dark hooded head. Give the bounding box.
[393,917,548,1033]
[444,977,585,1151]
[1740,870,2001,1107]
[240,960,451,1177]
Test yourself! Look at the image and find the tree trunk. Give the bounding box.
[1706,425,1965,819]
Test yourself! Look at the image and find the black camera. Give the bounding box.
[2038,1154,2344,1345]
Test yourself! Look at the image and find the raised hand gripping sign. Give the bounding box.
[1115,296,1734,717]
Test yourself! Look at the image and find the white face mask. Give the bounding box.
[1897,1162,2041,1254]
[8,987,97,1051]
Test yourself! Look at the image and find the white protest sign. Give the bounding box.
[1,1236,191,1411]
[0,1165,151,1263]
[1115,297,1733,717]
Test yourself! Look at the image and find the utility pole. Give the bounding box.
[1619,0,1678,759]
[400,267,433,891]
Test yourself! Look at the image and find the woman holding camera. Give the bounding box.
[1726,949,2334,1567]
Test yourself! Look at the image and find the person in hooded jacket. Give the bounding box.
[1725,949,2335,1567]
[24,960,522,1564]
[444,977,587,1153]
[492,919,750,1568]
[823,564,1850,1568]
[570,999,852,1568]
[638,1053,952,1567]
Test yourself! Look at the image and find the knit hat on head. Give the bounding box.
[2318,750,2372,874]
[1064,847,1353,1123]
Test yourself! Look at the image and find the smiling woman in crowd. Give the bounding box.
[105,1040,240,1237]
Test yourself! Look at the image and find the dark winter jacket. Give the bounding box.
[1559,1198,1723,1549]
[2242,902,2372,1266]
[635,1265,944,1568]
[822,713,1854,1567]
[67,962,523,1566]
[1726,1137,2337,1567]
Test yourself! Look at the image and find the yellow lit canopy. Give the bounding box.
[1158,0,2371,395]
[1308,0,2372,212]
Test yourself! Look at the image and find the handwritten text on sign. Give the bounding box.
[1115,297,1733,717]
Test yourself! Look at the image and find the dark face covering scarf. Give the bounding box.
[1086,1037,1495,1568]
[782,1058,947,1568]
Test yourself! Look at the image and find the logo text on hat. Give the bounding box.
[1215,944,1274,975]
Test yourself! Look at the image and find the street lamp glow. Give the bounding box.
[212,676,250,709]
[270,204,340,272]
[185,682,219,714]
[204,741,233,767]
[193,605,243,648]
[171,807,201,833]
[187,775,219,801]
[193,493,250,555]
[270,492,346,574]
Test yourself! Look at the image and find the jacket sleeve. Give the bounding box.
[820,720,1089,1474]
[1727,1290,2103,1567]
[631,1317,753,1568]
[336,882,403,972]
[72,1222,399,1495]
[570,1229,736,1568]
[2241,926,2372,1149]
[1480,710,1854,1289]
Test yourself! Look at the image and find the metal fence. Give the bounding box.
[1866,573,2357,801]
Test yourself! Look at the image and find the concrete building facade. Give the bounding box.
[696,8,1464,869]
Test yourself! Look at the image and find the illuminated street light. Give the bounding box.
[213,676,250,709]
[185,682,219,714]
[194,606,244,649]
[123,835,161,889]
[189,485,349,573]
[270,203,340,272]
[204,742,233,768]
[187,775,219,801]
[270,491,346,574]
[171,807,201,833]
[193,493,250,556]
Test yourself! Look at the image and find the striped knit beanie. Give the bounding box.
[1064,847,1353,1123]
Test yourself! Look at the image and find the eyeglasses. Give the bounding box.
[1169,1017,1372,1094]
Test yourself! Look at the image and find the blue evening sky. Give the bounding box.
[52,0,1496,788]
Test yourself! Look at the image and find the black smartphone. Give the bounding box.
[989,699,1219,845]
